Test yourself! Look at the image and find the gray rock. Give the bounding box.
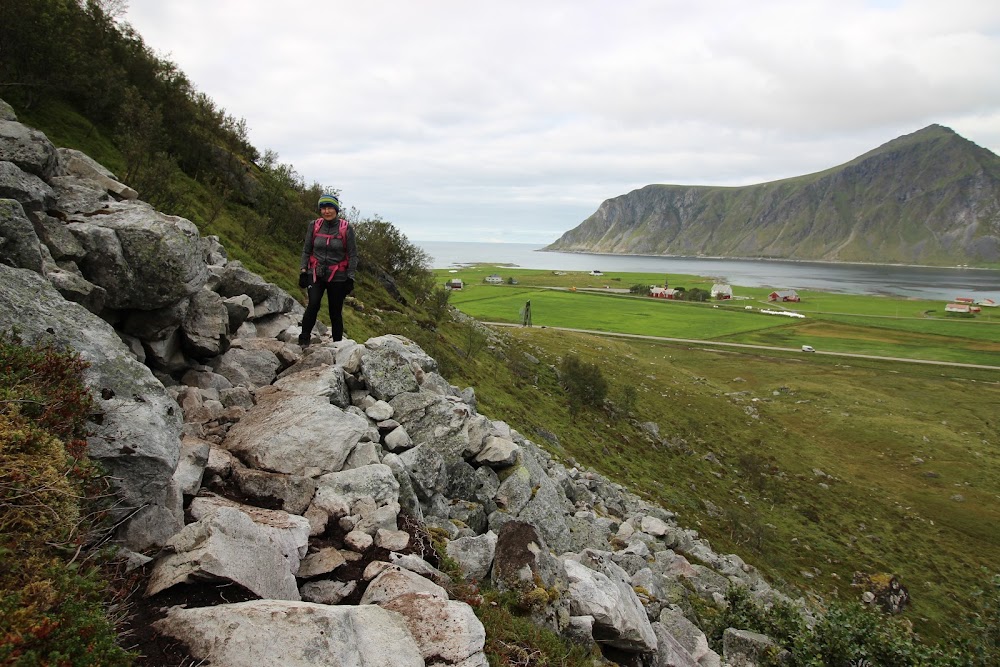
[174,436,211,497]
[360,565,448,605]
[362,346,419,400]
[0,119,58,178]
[153,601,424,667]
[474,435,520,468]
[67,202,208,310]
[273,363,351,409]
[389,390,475,461]
[383,425,414,452]
[181,287,229,359]
[0,161,55,212]
[314,464,400,508]
[296,547,347,578]
[398,444,447,501]
[562,550,658,653]
[650,622,700,667]
[214,260,296,317]
[0,198,42,272]
[223,392,368,475]
[723,628,785,666]
[231,467,317,515]
[446,531,498,582]
[300,579,356,604]
[381,594,488,667]
[146,507,301,600]
[210,345,281,388]
[55,148,136,200]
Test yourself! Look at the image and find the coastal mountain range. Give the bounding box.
[545,125,1000,266]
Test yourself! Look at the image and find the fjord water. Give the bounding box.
[418,241,1000,302]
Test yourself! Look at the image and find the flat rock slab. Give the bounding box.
[154,600,424,667]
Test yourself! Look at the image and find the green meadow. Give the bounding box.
[435,267,1000,366]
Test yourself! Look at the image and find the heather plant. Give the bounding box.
[0,332,133,666]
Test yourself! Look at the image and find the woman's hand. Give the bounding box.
[298,271,310,289]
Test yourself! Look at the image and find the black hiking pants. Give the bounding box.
[301,279,351,342]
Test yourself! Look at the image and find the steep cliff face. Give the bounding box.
[546,125,1000,266]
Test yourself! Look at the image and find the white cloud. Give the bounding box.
[123,0,1000,242]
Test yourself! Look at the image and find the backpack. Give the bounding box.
[307,217,350,283]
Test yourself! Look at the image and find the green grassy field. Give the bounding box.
[435,268,1000,366]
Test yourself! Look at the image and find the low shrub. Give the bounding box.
[0,332,133,666]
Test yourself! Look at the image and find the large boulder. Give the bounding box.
[55,148,137,200]
[153,601,424,667]
[146,506,302,600]
[66,201,208,310]
[0,119,58,179]
[0,160,55,212]
[0,265,183,550]
[562,550,658,653]
[223,391,368,476]
[380,593,488,667]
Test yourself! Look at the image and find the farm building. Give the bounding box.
[589,270,604,276]
[955,297,975,304]
[977,298,997,307]
[649,286,668,298]
[484,274,503,284]
[768,289,800,302]
[445,278,463,290]
[945,303,971,313]
[711,284,733,300]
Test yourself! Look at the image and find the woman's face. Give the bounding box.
[320,205,338,220]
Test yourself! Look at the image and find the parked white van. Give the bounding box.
[801,345,816,352]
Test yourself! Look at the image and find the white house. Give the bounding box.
[484,274,503,284]
[711,283,733,300]
[445,278,463,290]
[649,286,668,298]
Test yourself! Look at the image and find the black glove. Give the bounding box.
[298,272,310,289]
[345,277,355,295]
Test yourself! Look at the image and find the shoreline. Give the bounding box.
[536,247,1000,272]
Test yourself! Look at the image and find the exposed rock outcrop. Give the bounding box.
[1,99,817,666]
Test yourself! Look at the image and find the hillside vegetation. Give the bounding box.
[546,125,1000,267]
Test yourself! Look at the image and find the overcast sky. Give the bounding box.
[122,1,1000,244]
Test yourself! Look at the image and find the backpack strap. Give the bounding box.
[308,218,351,283]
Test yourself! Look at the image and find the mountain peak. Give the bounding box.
[546,126,1000,266]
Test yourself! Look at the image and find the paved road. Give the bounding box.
[484,322,1000,371]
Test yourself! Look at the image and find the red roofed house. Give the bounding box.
[768,289,800,302]
[945,303,971,313]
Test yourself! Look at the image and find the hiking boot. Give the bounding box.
[298,335,310,348]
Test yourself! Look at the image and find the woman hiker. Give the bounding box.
[298,193,358,346]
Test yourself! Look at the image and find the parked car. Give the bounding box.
[801,345,815,352]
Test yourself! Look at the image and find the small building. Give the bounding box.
[955,297,975,304]
[768,289,800,302]
[649,286,668,298]
[665,288,682,299]
[484,274,503,284]
[589,270,604,276]
[945,303,971,313]
[711,283,733,300]
[445,278,463,290]
[977,298,997,307]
